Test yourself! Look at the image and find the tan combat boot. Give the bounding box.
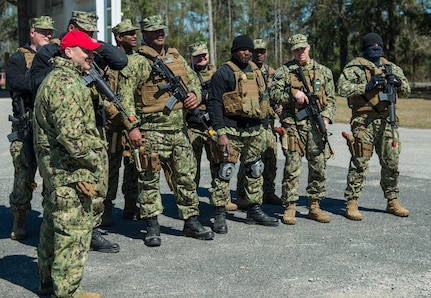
[345,199,363,221]
[263,192,284,205]
[123,198,140,220]
[101,200,113,227]
[11,210,26,240]
[79,291,102,298]
[386,198,409,217]
[282,202,296,225]
[225,201,238,211]
[308,199,331,223]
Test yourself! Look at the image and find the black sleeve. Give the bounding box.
[207,65,233,131]
[5,51,31,94]
[29,43,59,94]
[96,41,128,70]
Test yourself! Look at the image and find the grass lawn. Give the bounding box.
[335,94,431,129]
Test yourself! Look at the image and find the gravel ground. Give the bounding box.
[0,91,430,298]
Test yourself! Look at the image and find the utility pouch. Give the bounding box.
[222,148,239,164]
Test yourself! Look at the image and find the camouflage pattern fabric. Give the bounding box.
[187,126,218,187]
[236,123,278,195]
[105,125,139,202]
[117,47,202,220]
[30,15,56,30]
[337,57,410,201]
[34,57,108,297]
[9,140,37,211]
[270,58,336,203]
[210,126,265,206]
[138,128,200,219]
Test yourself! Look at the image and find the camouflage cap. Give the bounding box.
[112,19,139,36]
[288,34,308,51]
[30,16,56,30]
[253,39,267,50]
[71,10,99,32]
[140,15,167,31]
[189,42,208,56]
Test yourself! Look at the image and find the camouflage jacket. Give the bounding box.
[337,56,410,99]
[270,58,336,124]
[33,57,107,187]
[117,47,201,131]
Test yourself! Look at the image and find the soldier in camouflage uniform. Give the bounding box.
[34,30,105,298]
[101,19,140,226]
[270,34,336,225]
[5,16,55,240]
[186,42,238,212]
[235,38,283,210]
[186,42,218,187]
[207,35,279,233]
[337,32,410,221]
[117,15,214,247]
[29,10,124,253]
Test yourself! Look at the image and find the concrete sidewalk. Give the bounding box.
[0,92,430,297]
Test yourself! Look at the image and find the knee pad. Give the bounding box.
[248,159,264,178]
[218,162,235,180]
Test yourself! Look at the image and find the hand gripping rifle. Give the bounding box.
[378,65,398,147]
[294,66,334,156]
[7,95,32,142]
[144,54,216,139]
[82,63,136,126]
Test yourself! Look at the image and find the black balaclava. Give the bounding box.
[362,32,383,64]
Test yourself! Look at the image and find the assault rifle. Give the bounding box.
[144,54,216,138]
[294,66,334,156]
[379,65,398,147]
[144,55,189,113]
[7,95,32,142]
[82,63,136,126]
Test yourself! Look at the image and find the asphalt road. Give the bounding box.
[0,89,430,298]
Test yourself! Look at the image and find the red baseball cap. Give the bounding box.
[60,30,103,52]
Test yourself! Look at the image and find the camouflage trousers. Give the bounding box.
[237,124,278,195]
[38,185,93,298]
[9,138,37,211]
[93,127,109,227]
[281,120,330,202]
[106,125,139,201]
[138,128,200,220]
[210,125,265,207]
[187,126,218,187]
[344,116,400,200]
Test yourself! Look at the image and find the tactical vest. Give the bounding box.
[347,57,398,112]
[11,47,36,107]
[288,63,327,111]
[199,64,216,86]
[261,64,275,87]
[196,64,216,111]
[137,45,187,113]
[16,47,35,69]
[222,61,268,119]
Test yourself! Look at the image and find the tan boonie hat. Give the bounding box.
[189,42,208,56]
[288,34,308,51]
[71,10,99,32]
[140,15,167,31]
[112,19,139,36]
[30,16,56,30]
[253,39,267,50]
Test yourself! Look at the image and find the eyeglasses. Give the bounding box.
[34,29,53,36]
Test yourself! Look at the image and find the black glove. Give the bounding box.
[365,73,386,91]
[385,74,402,88]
